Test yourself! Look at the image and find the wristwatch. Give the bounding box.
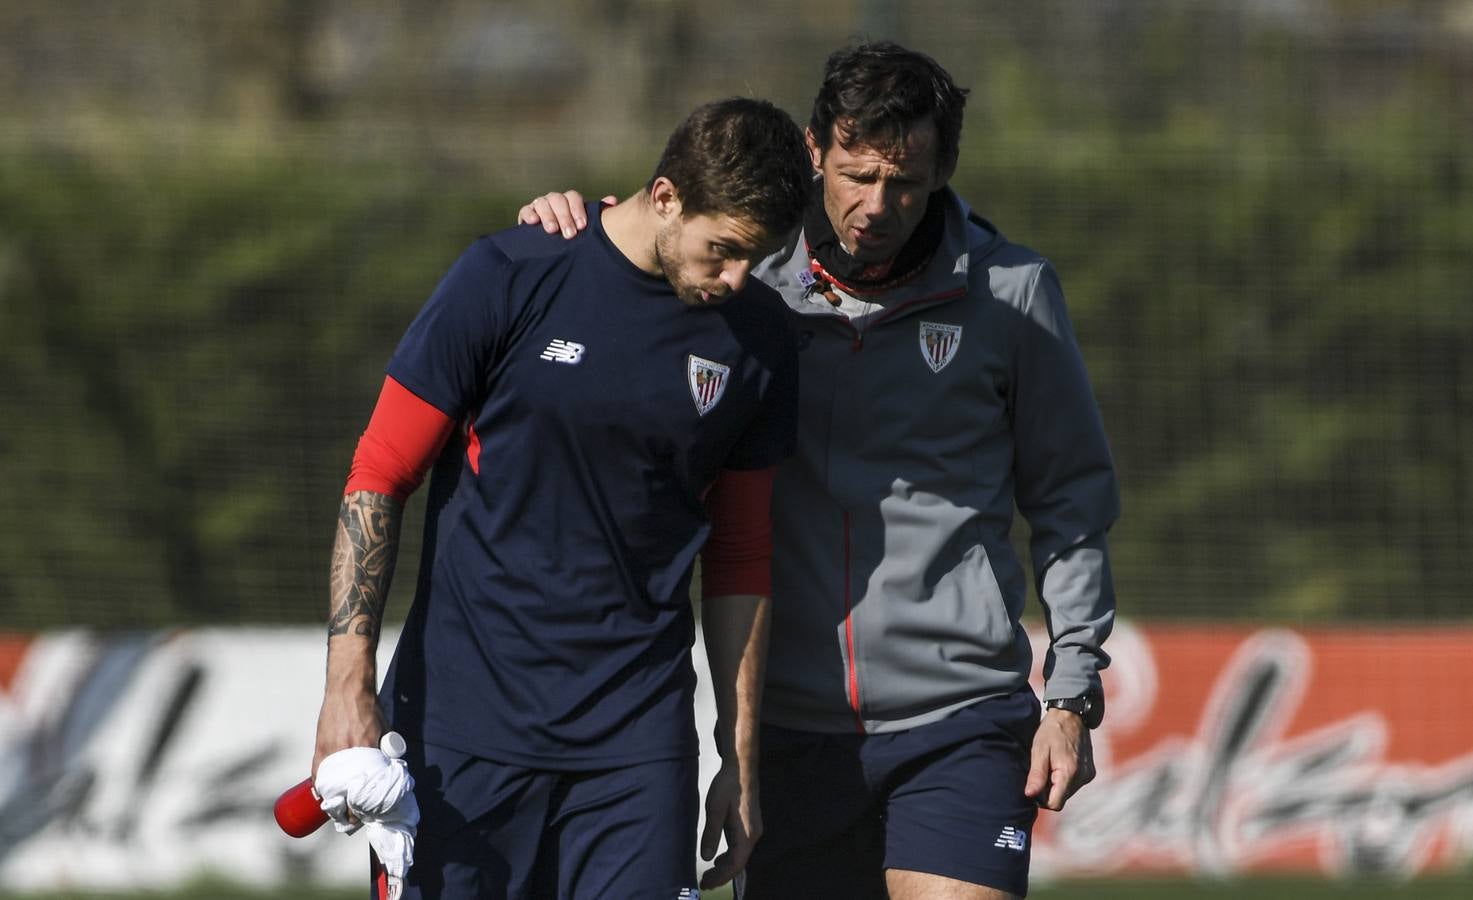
[1044,691,1104,729]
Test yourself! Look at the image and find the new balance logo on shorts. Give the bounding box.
[675,889,700,899]
[540,339,586,364]
[994,825,1028,851]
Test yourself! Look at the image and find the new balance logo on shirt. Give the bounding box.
[994,825,1028,851]
[675,889,700,899]
[540,339,586,364]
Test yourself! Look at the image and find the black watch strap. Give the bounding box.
[1044,692,1104,729]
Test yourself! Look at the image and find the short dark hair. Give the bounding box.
[650,97,809,239]
[809,41,969,170]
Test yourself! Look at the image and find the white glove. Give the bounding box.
[364,817,415,886]
[314,739,419,881]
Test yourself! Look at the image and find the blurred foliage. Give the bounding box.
[988,115,1472,621]
[0,146,507,627]
[1,2,1470,628]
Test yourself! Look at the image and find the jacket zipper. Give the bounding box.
[834,285,969,731]
[843,511,865,733]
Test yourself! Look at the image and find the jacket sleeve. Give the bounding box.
[1009,261,1120,701]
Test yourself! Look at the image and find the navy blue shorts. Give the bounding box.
[392,740,700,900]
[739,690,1041,898]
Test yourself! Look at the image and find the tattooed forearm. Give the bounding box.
[328,491,404,642]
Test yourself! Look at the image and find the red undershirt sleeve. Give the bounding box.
[701,466,776,600]
[344,375,457,502]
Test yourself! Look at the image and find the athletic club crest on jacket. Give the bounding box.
[687,355,730,416]
[919,321,962,373]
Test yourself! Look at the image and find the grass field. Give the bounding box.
[4,873,1472,899]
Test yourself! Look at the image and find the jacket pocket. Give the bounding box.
[856,517,1027,720]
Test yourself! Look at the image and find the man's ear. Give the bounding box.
[804,128,824,174]
[649,176,682,219]
[933,152,959,192]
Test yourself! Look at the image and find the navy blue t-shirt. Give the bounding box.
[378,205,798,768]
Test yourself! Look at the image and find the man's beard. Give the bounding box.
[654,220,718,307]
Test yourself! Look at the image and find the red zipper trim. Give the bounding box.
[873,287,968,325]
[833,286,968,354]
[843,512,864,733]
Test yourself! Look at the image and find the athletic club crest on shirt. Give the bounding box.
[687,355,730,416]
[919,321,962,373]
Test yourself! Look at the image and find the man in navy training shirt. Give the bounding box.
[310,97,810,900]
[521,42,1120,900]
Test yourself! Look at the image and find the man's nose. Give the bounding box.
[721,260,752,294]
[860,182,889,217]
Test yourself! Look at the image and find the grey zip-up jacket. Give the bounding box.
[753,188,1119,734]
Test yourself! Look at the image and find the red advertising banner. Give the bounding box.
[1033,625,1473,880]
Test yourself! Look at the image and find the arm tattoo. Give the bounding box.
[328,491,404,642]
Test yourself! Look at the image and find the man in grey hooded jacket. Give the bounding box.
[520,40,1118,900]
